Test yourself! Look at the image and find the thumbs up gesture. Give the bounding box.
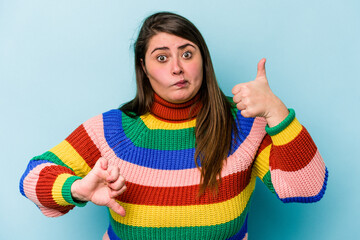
[232,58,289,127]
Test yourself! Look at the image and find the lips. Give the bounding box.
[174,80,188,87]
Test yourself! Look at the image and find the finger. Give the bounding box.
[236,102,246,111]
[108,174,126,191]
[110,185,127,198]
[231,83,246,95]
[99,157,108,170]
[240,109,251,118]
[256,58,266,79]
[107,199,126,217]
[107,166,120,183]
[232,94,242,103]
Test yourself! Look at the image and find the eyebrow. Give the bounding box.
[150,43,196,55]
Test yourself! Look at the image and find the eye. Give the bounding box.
[157,55,167,62]
[182,51,192,59]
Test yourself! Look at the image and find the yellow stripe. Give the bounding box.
[110,177,256,227]
[253,144,271,179]
[140,113,196,130]
[271,118,303,146]
[50,140,91,177]
[52,173,74,206]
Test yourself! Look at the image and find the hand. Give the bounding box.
[71,157,127,216]
[232,58,289,127]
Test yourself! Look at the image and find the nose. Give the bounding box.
[172,58,183,75]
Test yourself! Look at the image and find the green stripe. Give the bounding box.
[265,108,295,136]
[31,151,74,172]
[62,176,87,207]
[122,114,196,150]
[109,195,252,240]
[121,99,239,151]
[262,171,275,194]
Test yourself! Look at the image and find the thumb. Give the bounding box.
[108,199,126,217]
[256,58,267,79]
[99,157,108,170]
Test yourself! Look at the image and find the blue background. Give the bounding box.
[1,0,359,239]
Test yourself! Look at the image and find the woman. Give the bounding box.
[19,12,328,240]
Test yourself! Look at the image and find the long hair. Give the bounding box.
[121,12,237,195]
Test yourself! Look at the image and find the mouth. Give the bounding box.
[174,80,188,88]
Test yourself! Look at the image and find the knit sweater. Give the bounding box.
[19,95,328,240]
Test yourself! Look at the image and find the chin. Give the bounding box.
[171,94,193,103]
[168,98,188,104]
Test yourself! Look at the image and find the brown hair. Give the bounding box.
[121,12,237,195]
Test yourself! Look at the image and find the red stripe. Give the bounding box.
[36,165,75,213]
[151,114,196,123]
[255,134,272,158]
[117,167,252,206]
[269,127,317,171]
[151,93,202,122]
[66,124,101,169]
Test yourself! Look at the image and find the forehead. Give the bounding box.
[146,32,197,53]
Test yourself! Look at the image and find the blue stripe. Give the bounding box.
[108,224,121,240]
[226,214,248,240]
[103,109,254,170]
[279,167,329,203]
[19,160,52,197]
[230,111,255,156]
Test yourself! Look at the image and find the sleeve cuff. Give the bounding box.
[62,176,87,207]
[265,108,295,136]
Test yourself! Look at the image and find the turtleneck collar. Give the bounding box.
[150,93,203,122]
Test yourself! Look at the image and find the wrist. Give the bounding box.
[71,179,88,202]
[265,99,289,127]
[265,108,295,136]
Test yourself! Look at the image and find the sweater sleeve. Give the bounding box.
[19,116,102,217]
[252,109,328,203]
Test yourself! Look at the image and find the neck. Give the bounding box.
[150,93,202,122]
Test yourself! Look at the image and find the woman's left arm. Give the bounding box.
[233,59,328,203]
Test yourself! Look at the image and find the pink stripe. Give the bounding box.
[271,150,326,198]
[84,115,267,187]
[23,162,56,206]
[39,206,65,217]
[103,231,110,240]
[23,162,66,217]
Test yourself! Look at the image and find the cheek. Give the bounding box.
[188,61,203,83]
[147,65,169,86]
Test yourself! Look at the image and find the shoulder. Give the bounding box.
[82,109,127,129]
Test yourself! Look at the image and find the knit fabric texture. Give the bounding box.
[19,96,328,240]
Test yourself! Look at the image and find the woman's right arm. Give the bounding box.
[19,116,126,217]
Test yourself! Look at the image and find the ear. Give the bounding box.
[140,59,148,76]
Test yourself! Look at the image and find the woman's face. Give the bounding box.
[142,32,203,104]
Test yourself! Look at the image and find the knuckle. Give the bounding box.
[119,175,125,182]
[240,111,248,118]
[242,98,250,105]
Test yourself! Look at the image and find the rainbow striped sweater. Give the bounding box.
[19,95,328,240]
